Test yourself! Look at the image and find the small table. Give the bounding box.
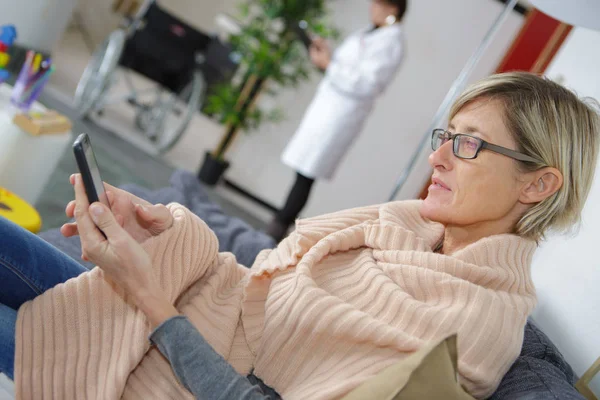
[0,83,72,205]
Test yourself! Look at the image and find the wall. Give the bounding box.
[0,0,77,53]
[534,26,600,390]
[74,0,237,47]
[74,0,121,46]
[205,0,525,218]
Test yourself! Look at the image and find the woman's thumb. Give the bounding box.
[137,204,173,230]
[90,203,122,238]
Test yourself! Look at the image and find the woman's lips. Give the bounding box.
[430,177,451,191]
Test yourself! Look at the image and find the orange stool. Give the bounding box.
[0,187,42,233]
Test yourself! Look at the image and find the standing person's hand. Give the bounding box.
[72,174,178,328]
[310,37,332,71]
[62,175,173,243]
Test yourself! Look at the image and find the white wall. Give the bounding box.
[73,0,121,46]
[202,0,524,218]
[534,27,600,390]
[74,0,238,47]
[0,0,77,53]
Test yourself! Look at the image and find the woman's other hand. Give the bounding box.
[310,37,331,70]
[72,174,178,327]
[62,174,173,243]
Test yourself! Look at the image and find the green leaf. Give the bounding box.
[238,2,250,18]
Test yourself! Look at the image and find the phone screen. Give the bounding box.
[292,22,312,49]
[84,143,109,207]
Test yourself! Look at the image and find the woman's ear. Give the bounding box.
[520,167,563,204]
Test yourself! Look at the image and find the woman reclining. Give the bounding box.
[0,72,598,399]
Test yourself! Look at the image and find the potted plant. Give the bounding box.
[198,0,338,185]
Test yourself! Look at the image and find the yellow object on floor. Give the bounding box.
[0,187,42,233]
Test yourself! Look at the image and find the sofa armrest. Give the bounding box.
[576,356,600,400]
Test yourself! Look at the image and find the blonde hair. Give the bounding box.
[450,72,600,241]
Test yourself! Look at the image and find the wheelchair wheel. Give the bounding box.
[74,30,126,117]
[135,70,205,154]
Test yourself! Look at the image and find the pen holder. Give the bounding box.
[10,55,53,113]
[10,79,48,112]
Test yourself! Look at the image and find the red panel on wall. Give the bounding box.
[495,9,569,73]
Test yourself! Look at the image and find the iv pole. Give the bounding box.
[388,0,519,201]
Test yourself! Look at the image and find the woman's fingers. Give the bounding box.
[89,202,125,241]
[136,203,173,233]
[73,174,105,249]
[136,203,164,222]
[103,182,151,207]
[65,200,76,218]
[115,214,125,227]
[60,222,79,237]
[60,215,123,237]
[106,191,116,208]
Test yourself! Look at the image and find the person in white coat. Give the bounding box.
[267,0,408,240]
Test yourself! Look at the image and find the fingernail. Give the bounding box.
[139,205,148,213]
[90,204,104,218]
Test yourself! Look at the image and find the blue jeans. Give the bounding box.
[0,217,87,380]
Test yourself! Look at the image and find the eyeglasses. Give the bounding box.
[431,129,542,163]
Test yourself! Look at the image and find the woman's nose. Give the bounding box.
[429,141,453,170]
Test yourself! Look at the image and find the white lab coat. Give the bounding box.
[282,23,404,180]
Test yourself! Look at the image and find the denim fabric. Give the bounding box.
[0,304,17,380]
[0,217,87,310]
[0,216,87,379]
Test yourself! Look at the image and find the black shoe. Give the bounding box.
[265,219,290,242]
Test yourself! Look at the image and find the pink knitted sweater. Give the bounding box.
[14,201,537,399]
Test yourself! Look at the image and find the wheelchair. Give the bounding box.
[74,0,239,153]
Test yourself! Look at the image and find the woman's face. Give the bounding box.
[420,98,527,229]
[370,0,399,26]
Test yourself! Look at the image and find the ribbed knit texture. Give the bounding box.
[15,201,537,399]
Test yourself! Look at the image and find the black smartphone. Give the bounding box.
[73,133,111,210]
[292,21,312,49]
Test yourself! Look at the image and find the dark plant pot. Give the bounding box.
[198,152,230,186]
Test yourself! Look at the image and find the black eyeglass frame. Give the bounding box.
[431,129,543,163]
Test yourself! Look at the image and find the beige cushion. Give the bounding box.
[341,335,475,400]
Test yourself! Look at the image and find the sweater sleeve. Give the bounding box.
[150,316,276,400]
[141,203,220,303]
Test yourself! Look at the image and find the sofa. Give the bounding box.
[35,170,585,400]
